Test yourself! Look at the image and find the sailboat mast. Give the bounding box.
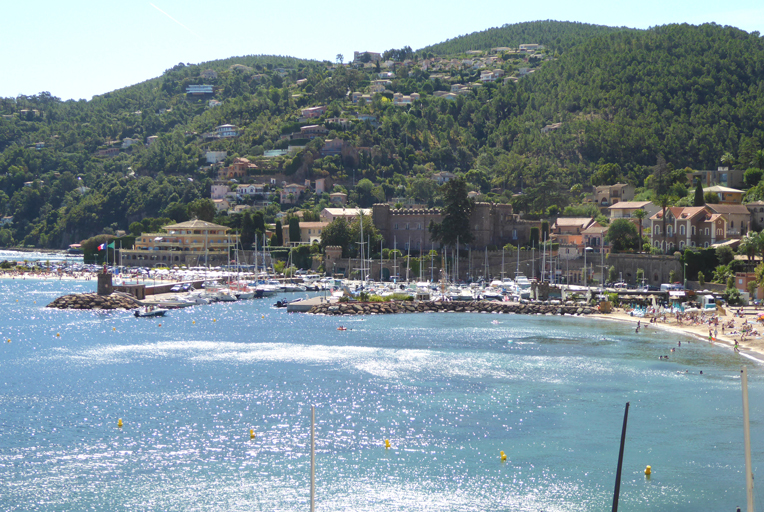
[742,366,755,512]
[501,247,505,280]
[419,240,423,282]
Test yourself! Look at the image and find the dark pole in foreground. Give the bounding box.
[612,402,630,512]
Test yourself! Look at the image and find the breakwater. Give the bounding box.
[308,300,596,316]
[47,292,142,310]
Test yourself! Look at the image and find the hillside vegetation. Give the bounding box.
[418,20,635,55]
[1,21,764,249]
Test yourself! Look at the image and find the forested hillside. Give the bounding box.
[1,21,764,250]
[418,20,635,55]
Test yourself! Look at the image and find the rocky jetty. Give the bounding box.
[47,292,142,310]
[308,300,596,316]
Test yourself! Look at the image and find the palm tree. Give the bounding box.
[738,232,758,262]
[634,209,646,252]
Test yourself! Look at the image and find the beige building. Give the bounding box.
[121,219,238,267]
[282,221,331,245]
[320,207,371,223]
[592,183,635,206]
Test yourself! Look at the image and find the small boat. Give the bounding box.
[134,307,168,318]
[337,326,347,331]
[274,298,303,308]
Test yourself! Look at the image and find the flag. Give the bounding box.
[97,243,106,251]
[107,242,115,249]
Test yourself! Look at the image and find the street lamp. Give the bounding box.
[583,246,593,285]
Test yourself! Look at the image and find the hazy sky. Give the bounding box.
[3,0,763,101]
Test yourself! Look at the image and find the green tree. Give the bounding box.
[636,268,644,284]
[348,213,382,258]
[240,213,255,249]
[669,269,677,283]
[716,245,734,266]
[693,181,705,206]
[744,167,763,188]
[275,220,284,246]
[712,264,733,284]
[187,199,215,222]
[698,271,705,286]
[605,218,639,252]
[428,176,474,248]
[608,265,617,283]
[288,217,301,243]
[633,209,646,252]
[320,217,353,257]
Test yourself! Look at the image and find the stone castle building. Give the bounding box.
[371,202,536,250]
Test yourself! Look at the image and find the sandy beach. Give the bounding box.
[592,307,764,364]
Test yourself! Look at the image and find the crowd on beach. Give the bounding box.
[615,302,764,361]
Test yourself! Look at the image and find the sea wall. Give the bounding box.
[47,292,142,310]
[308,300,596,316]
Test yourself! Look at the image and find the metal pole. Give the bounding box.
[310,405,315,512]
[742,367,755,512]
[612,402,630,512]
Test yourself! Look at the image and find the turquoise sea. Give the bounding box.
[0,278,762,511]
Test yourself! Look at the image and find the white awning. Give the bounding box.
[154,237,164,241]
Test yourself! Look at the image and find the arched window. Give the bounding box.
[691,226,696,235]
[717,228,722,236]
[667,226,673,237]
[705,228,709,236]
[731,220,735,229]
[655,225,660,235]
[691,241,696,247]
[679,241,685,249]
[704,242,709,248]
[680,225,686,235]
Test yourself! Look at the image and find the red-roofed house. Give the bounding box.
[550,217,597,246]
[649,206,727,252]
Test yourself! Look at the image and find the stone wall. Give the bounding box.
[606,253,683,285]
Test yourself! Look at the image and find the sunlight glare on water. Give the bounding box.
[0,278,761,511]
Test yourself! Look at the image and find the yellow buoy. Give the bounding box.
[192,320,196,325]
[645,465,651,476]
[118,418,123,428]
[261,315,264,319]
[385,439,390,449]
[56,333,60,337]
[250,429,256,440]
[213,319,216,323]
[113,327,116,331]
[500,451,507,462]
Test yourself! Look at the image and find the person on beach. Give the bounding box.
[734,340,740,353]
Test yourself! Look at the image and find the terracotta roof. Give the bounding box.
[553,217,595,227]
[706,204,751,214]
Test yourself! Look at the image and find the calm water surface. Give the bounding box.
[0,279,762,511]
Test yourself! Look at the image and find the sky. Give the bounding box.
[3,0,763,101]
